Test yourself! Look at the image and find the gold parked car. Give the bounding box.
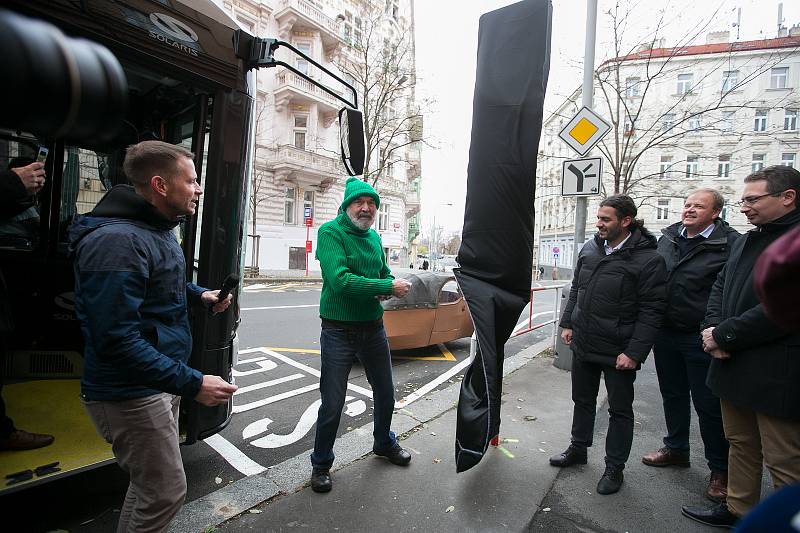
[382,271,474,350]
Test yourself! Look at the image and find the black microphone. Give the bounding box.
[211,274,240,315]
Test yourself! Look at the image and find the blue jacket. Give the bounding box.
[69,185,205,401]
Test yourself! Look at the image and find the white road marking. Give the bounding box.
[262,348,374,398]
[203,434,266,476]
[233,373,305,396]
[232,383,321,413]
[231,358,277,377]
[241,304,320,311]
[395,345,474,408]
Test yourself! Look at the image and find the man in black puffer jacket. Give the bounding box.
[552,194,667,496]
[642,189,739,503]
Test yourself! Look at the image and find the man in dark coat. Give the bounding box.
[642,189,739,502]
[552,194,667,495]
[683,165,800,529]
[0,159,55,450]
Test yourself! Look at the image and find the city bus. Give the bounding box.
[0,0,362,494]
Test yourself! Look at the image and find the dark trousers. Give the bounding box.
[653,329,728,472]
[311,323,396,470]
[570,357,637,468]
[0,334,15,438]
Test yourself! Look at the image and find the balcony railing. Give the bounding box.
[275,70,342,111]
[276,0,342,37]
[271,144,342,176]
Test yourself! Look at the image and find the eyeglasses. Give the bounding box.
[734,192,782,207]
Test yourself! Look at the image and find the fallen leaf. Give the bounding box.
[249,509,263,514]
[542,507,551,512]
[431,432,437,436]
[214,477,222,485]
[445,505,455,513]
[524,416,538,421]
[433,458,441,463]
[538,448,546,453]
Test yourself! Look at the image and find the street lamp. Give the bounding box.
[431,202,453,271]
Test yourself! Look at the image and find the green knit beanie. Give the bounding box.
[340,177,380,213]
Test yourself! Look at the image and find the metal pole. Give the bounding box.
[305,224,310,277]
[572,0,598,269]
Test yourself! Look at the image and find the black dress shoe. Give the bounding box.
[549,445,587,467]
[310,468,332,493]
[681,502,738,529]
[373,444,412,466]
[596,464,624,495]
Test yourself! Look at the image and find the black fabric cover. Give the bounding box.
[454,0,552,473]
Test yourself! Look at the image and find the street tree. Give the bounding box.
[588,0,797,204]
[336,8,427,187]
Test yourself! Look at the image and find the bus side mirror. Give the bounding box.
[339,107,365,176]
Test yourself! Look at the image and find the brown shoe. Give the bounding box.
[642,446,690,467]
[0,429,55,451]
[707,471,728,502]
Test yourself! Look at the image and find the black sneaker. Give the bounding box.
[681,502,738,529]
[310,468,332,493]
[596,464,624,495]
[549,445,588,467]
[373,443,412,466]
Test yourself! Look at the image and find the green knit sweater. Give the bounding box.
[316,212,394,321]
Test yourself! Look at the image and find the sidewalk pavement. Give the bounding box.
[175,340,723,533]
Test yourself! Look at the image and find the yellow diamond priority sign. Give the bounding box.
[558,107,611,156]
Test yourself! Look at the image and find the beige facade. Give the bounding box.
[536,30,800,270]
[224,0,421,272]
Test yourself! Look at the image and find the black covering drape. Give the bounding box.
[454,0,552,473]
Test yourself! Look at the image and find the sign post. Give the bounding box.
[304,207,313,277]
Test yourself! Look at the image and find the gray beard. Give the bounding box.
[348,211,374,230]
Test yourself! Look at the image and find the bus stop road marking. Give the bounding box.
[392,343,457,361]
[203,434,266,477]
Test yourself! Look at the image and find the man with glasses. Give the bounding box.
[682,166,800,529]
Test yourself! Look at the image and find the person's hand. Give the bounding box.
[709,348,731,360]
[195,375,237,406]
[202,289,233,314]
[561,328,573,345]
[701,327,718,353]
[375,295,391,301]
[11,162,46,195]
[616,353,638,370]
[391,279,412,298]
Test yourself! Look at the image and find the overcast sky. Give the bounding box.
[414,0,800,235]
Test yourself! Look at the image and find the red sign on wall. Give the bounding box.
[304,218,313,227]
[305,240,313,253]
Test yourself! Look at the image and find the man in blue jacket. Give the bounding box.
[69,141,237,533]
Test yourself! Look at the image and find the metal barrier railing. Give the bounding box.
[509,283,568,353]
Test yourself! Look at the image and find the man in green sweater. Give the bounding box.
[310,177,412,493]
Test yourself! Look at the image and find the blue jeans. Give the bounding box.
[653,329,728,472]
[311,323,397,470]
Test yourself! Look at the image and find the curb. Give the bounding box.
[169,337,557,533]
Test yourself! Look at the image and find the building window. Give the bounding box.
[784,109,798,131]
[754,109,768,132]
[293,115,307,150]
[717,155,731,178]
[720,111,735,132]
[656,199,670,221]
[721,70,738,92]
[752,154,765,173]
[295,42,312,75]
[303,190,314,221]
[662,113,676,132]
[284,187,296,224]
[686,156,699,178]
[677,73,693,95]
[659,155,673,178]
[378,203,390,231]
[688,114,702,132]
[782,153,796,168]
[625,77,640,98]
[770,67,789,89]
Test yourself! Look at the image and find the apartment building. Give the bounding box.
[536,28,800,270]
[223,0,421,272]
